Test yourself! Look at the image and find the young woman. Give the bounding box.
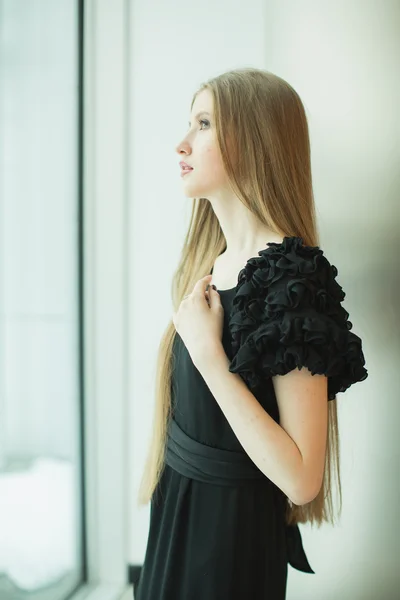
[134,68,368,599]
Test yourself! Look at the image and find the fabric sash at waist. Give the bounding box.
[165,417,315,575]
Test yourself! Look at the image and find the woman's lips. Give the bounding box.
[180,168,193,177]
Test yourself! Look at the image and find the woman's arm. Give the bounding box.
[194,343,328,506]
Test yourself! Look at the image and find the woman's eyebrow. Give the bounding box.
[188,111,211,127]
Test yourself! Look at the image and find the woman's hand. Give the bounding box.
[172,274,224,367]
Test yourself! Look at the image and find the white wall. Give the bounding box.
[127,1,400,598]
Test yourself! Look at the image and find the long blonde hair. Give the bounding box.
[137,67,341,527]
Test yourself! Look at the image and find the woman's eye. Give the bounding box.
[186,119,210,133]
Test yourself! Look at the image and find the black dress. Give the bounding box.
[134,237,368,600]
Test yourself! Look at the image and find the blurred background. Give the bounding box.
[0,0,399,599]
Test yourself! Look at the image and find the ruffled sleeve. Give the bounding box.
[228,236,368,400]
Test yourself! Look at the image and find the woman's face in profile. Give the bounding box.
[175,88,229,199]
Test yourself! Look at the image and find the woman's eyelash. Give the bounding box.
[186,119,210,133]
[199,119,209,129]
